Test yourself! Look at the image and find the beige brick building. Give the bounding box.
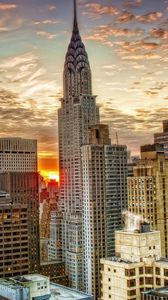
[100,221,168,300]
[128,144,168,257]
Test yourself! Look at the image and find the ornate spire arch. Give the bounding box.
[63,0,92,98]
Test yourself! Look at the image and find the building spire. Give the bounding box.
[73,0,78,31]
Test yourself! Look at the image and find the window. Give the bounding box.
[155,267,160,275]
[145,267,153,275]
[164,269,168,277]
[127,279,136,287]
[125,268,136,277]
[127,290,136,296]
[156,277,161,285]
[145,277,153,285]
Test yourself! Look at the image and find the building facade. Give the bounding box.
[48,211,62,262]
[100,217,168,300]
[58,0,99,289]
[0,172,40,273]
[81,124,127,298]
[0,193,29,278]
[0,138,37,172]
[128,144,168,257]
[154,120,168,159]
[0,137,40,273]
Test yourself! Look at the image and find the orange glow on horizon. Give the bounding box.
[40,170,59,182]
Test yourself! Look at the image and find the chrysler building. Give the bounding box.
[58,0,99,289]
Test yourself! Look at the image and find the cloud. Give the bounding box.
[100,104,168,153]
[0,15,25,33]
[34,20,59,25]
[36,31,58,40]
[117,11,163,24]
[48,5,56,11]
[83,3,119,19]
[150,28,168,40]
[124,0,142,9]
[84,24,143,47]
[0,87,59,156]
[145,90,158,96]
[0,2,16,10]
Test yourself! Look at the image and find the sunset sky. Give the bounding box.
[0,0,168,177]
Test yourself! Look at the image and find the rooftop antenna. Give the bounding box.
[73,0,78,30]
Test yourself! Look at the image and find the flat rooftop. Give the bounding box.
[0,279,24,290]
[143,287,168,296]
[104,256,136,264]
[13,274,47,283]
[50,283,92,300]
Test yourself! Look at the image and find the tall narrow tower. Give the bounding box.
[58,0,99,289]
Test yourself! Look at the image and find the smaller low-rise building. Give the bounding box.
[0,274,93,300]
[100,213,168,300]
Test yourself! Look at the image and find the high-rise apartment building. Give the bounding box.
[81,124,127,298]
[154,120,168,159]
[0,192,29,278]
[58,0,99,289]
[128,144,168,257]
[100,216,168,300]
[0,137,40,273]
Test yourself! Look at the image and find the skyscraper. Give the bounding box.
[58,0,99,289]
[0,137,40,273]
[81,124,127,298]
[0,191,29,278]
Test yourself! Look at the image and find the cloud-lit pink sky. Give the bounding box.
[0,0,168,174]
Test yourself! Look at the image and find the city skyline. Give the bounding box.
[0,0,168,178]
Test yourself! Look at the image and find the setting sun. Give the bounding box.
[40,170,59,182]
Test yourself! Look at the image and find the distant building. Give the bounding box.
[0,274,93,300]
[128,143,168,257]
[154,120,168,159]
[0,192,29,278]
[0,172,40,273]
[48,211,62,262]
[81,124,128,299]
[47,179,59,198]
[0,137,37,172]
[100,215,168,300]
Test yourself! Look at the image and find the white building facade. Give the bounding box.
[81,125,128,299]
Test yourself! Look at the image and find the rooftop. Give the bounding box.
[103,256,137,264]
[143,286,168,297]
[50,283,92,300]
